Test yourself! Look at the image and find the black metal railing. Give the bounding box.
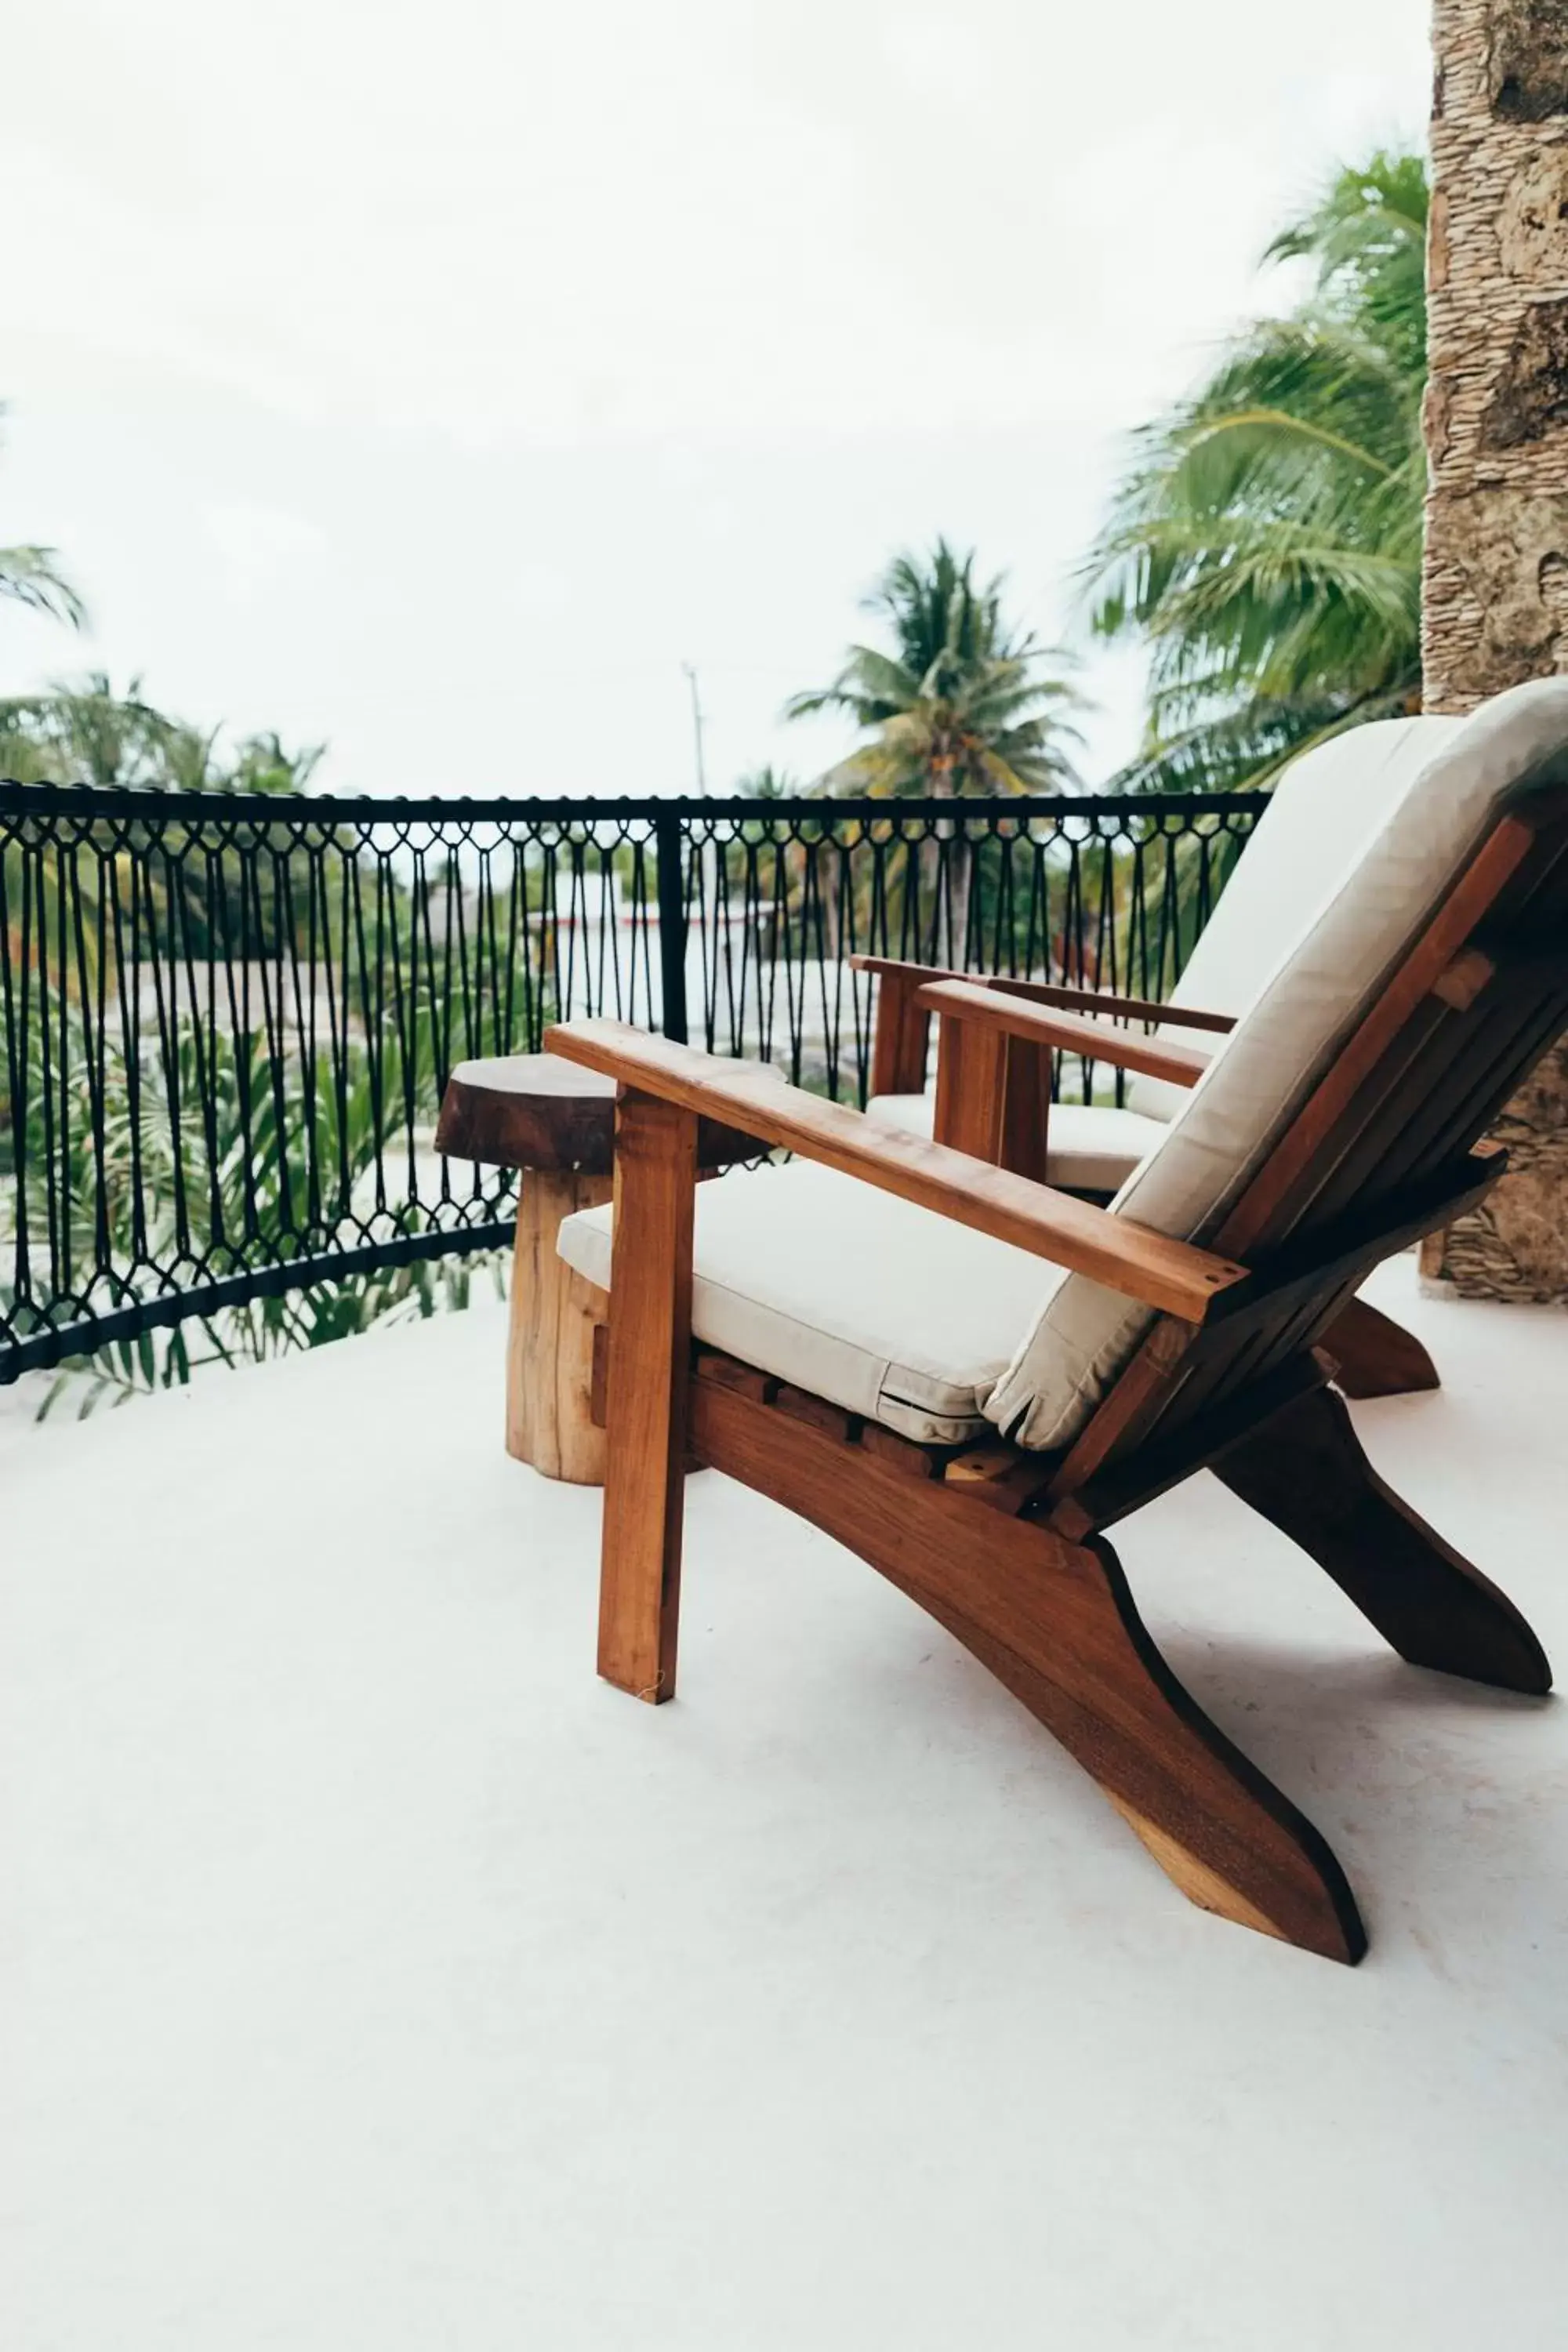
[1,783,1262,1382]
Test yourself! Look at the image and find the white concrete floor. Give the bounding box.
[4,1258,1567,2350]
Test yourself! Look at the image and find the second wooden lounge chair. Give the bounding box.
[855,710,1493,1399]
[546,680,1568,1964]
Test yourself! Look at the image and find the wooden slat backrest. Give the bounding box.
[1051,789,1568,1496]
[868,964,932,1099]
[1220,799,1568,1254]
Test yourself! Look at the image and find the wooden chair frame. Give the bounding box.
[545,790,1568,1963]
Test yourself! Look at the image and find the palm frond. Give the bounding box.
[0,543,86,630]
[1080,146,1427,793]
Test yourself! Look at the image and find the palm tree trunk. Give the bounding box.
[1420,0,1568,1299]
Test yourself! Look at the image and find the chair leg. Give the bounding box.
[1216,1385,1552,1695]
[923,1540,1368,1965]
[1320,1295,1441,1399]
[691,1374,1367,1962]
[597,1091,697,1703]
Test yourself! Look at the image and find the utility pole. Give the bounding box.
[681,662,708,797]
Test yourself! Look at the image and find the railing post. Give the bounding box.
[654,805,688,1044]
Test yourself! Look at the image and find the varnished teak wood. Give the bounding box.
[851,953,1240,1034]
[1314,1296,1441,1399]
[931,1011,1006,1160]
[506,1171,612,1483]
[1214,814,1541,1256]
[919,978,1214,1089]
[1047,1348,1337,1539]
[435,1050,782,1176]
[436,1050,769,1487]
[1217,1387,1549,1693]
[597,1091,696,1702]
[931,1006,1053,1180]
[867,964,934,1098]
[689,1374,1367,1962]
[545,1023,1250,1323]
[996,1036,1052,1184]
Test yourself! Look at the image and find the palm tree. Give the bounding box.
[0,674,321,793]
[784,543,1083,973]
[1085,151,1427,793]
[786,540,1083,797]
[0,543,83,630]
[0,673,178,786]
[1,677,326,992]
[222,731,325,796]
[2,407,85,632]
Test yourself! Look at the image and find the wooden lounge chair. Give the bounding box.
[546,681,1568,1963]
[855,711,1493,1399]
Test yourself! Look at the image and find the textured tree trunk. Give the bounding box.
[1421,0,1568,1300]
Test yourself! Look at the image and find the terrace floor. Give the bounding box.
[4,1254,1567,2349]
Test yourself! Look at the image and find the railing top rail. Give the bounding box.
[0,780,1268,824]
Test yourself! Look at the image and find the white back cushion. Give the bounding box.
[1129,717,1464,1119]
[989,680,1568,1450]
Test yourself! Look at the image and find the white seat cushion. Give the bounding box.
[1128,715,1464,1119]
[866,1091,1167,1194]
[557,1156,1048,1445]
[988,679,1568,1450]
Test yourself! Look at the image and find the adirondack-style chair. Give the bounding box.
[855,711,1495,1398]
[545,681,1568,1963]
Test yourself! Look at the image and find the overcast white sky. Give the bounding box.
[3,0,1430,798]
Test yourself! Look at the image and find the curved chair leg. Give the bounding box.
[930,1543,1368,1964]
[691,1375,1367,1962]
[1217,1386,1552,1695]
[1321,1295,1442,1399]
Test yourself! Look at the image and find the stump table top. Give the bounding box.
[434,1051,773,1173]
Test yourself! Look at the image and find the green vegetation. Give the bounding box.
[1,408,85,632]
[786,539,1083,796]
[0,452,506,1414]
[2,998,497,1418]
[3,144,1440,1418]
[0,672,322,795]
[731,764,797,799]
[1083,151,1427,793]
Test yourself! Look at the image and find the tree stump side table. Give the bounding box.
[434,1054,766,1485]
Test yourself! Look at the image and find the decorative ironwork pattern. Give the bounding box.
[1,783,1261,1381]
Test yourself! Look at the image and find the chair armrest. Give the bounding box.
[916,978,1214,1090]
[849,954,1236,1036]
[544,1021,1249,1324]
